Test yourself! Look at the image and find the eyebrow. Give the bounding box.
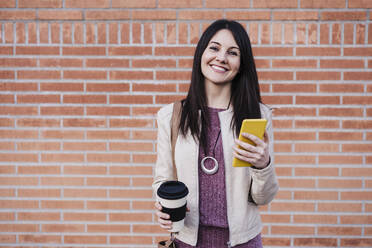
[210,41,240,50]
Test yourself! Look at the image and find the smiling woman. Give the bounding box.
[153,19,279,248]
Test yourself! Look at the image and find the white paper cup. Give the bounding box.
[157,181,188,233]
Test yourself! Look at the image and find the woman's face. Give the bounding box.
[201,29,241,87]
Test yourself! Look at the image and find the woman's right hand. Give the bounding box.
[155,201,173,230]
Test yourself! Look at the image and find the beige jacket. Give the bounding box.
[153,103,279,247]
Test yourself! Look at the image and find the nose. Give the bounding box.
[216,51,227,63]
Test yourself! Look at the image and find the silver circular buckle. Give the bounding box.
[201,156,219,175]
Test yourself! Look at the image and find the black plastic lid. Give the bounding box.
[157,181,189,200]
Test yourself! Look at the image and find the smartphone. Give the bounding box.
[232,119,267,167]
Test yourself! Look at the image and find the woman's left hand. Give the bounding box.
[233,131,270,169]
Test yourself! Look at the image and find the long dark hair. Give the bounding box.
[179,19,262,149]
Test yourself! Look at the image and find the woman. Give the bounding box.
[153,19,279,248]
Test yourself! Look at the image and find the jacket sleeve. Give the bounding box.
[249,106,279,205]
[152,106,175,196]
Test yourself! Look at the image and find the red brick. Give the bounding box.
[279,178,315,188]
[41,177,84,186]
[273,84,316,93]
[19,234,61,243]
[0,200,38,209]
[87,224,130,233]
[274,131,315,140]
[0,212,15,221]
[17,141,60,151]
[38,10,83,20]
[0,224,38,232]
[87,177,130,187]
[228,11,272,20]
[272,59,317,68]
[320,83,364,93]
[262,95,293,105]
[110,189,152,198]
[19,0,62,7]
[63,47,105,56]
[319,155,362,164]
[0,141,14,150]
[0,70,14,79]
[112,0,156,8]
[297,71,341,80]
[110,235,153,245]
[0,153,38,162]
[63,23,73,43]
[319,226,362,236]
[319,179,362,189]
[271,202,315,212]
[64,189,106,198]
[86,106,130,116]
[345,72,372,80]
[0,130,38,139]
[41,200,84,209]
[349,0,372,8]
[0,0,15,7]
[275,155,316,164]
[18,188,60,198]
[262,238,291,246]
[18,212,60,221]
[155,46,195,56]
[296,120,339,129]
[296,47,340,56]
[64,235,106,244]
[110,142,153,151]
[301,0,346,8]
[41,153,84,163]
[63,142,106,151]
[0,177,38,186]
[0,58,36,67]
[133,10,177,20]
[253,47,293,56]
[63,118,106,128]
[294,238,337,247]
[342,168,372,177]
[0,46,13,55]
[258,71,293,81]
[343,120,372,129]
[64,166,106,175]
[18,70,61,80]
[274,107,316,117]
[86,58,129,68]
[110,71,153,80]
[109,166,153,175]
[273,11,318,20]
[272,225,314,235]
[39,58,83,67]
[17,118,60,127]
[254,0,297,7]
[41,130,84,139]
[16,46,59,55]
[42,224,84,232]
[0,10,36,20]
[87,201,130,210]
[160,0,203,8]
[40,107,84,116]
[179,10,223,20]
[319,108,363,117]
[296,95,340,105]
[295,143,339,153]
[86,130,130,140]
[294,214,338,224]
[341,239,372,247]
[132,59,176,68]
[132,107,159,116]
[320,59,364,68]
[65,0,109,8]
[110,213,152,222]
[156,71,191,80]
[87,153,130,163]
[342,191,372,200]
[321,11,367,20]
[110,95,153,104]
[86,83,129,92]
[18,166,60,174]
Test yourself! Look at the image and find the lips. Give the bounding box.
[210,64,228,73]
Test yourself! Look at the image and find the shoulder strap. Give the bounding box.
[170,101,182,180]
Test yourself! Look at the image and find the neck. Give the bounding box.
[205,82,232,109]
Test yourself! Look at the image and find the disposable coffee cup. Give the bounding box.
[157,180,189,233]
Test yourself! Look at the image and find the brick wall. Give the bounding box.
[0,0,371,247]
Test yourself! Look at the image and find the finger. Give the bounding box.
[235,139,259,153]
[233,151,255,164]
[158,216,172,226]
[154,201,162,210]
[241,132,265,147]
[233,146,259,160]
[156,210,170,220]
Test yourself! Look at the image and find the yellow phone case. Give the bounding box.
[232,119,267,167]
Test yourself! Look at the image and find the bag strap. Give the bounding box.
[170,101,182,180]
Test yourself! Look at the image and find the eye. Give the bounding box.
[209,46,219,52]
[228,50,239,56]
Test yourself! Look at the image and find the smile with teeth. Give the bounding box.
[210,64,228,73]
